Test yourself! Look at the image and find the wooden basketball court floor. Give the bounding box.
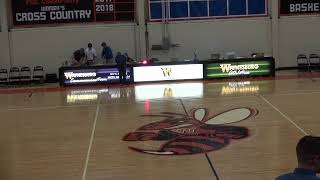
[0,71,319,180]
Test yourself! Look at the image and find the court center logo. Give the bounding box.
[161,67,173,77]
[123,107,258,155]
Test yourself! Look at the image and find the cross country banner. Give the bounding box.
[11,0,135,26]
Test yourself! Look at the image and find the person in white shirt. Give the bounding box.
[85,43,97,66]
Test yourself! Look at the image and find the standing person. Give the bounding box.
[101,42,113,64]
[115,52,127,85]
[85,43,97,66]
[275,136,320,180]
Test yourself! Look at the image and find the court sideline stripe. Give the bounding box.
[258,94,308,135]
[178,99,221,180]
[82,97,101,180]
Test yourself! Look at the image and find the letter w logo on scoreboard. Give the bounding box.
[161,67,173,77]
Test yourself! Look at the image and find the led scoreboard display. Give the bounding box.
[11,0,135,26]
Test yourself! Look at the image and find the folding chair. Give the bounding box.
[32,66,44,83]
[0,69,8,86]
[20,66,31,84]
[309,54,320,71]
[9,67,20,85]
[297,54,309,72]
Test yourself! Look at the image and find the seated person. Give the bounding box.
[124,53,135,64]
[71,48,85,66]
[275,135,320,180]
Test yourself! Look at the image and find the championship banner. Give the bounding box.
[11,0,135,26]
[205,60,274,78]
[280,0,320,15]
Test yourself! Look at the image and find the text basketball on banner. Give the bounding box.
[11,0,135,26]
[280,0,320,15]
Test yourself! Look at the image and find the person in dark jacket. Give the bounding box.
[115,52,127,84]
[275,136,320,180]
[124,53,135,64]
[101,42,113,64]
[71,48,85,66]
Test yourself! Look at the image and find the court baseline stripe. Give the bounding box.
[258,94,308,135]
[178,99,220,180]
[82,97,101,180]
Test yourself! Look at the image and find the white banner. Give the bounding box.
[133,64,203,82]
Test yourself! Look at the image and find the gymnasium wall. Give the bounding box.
[148,18,271,62]
[0,0,11,68]
[10,24,137,74]
[279,16,320,67]
[1,0,320,73]
[0,33,11,68]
